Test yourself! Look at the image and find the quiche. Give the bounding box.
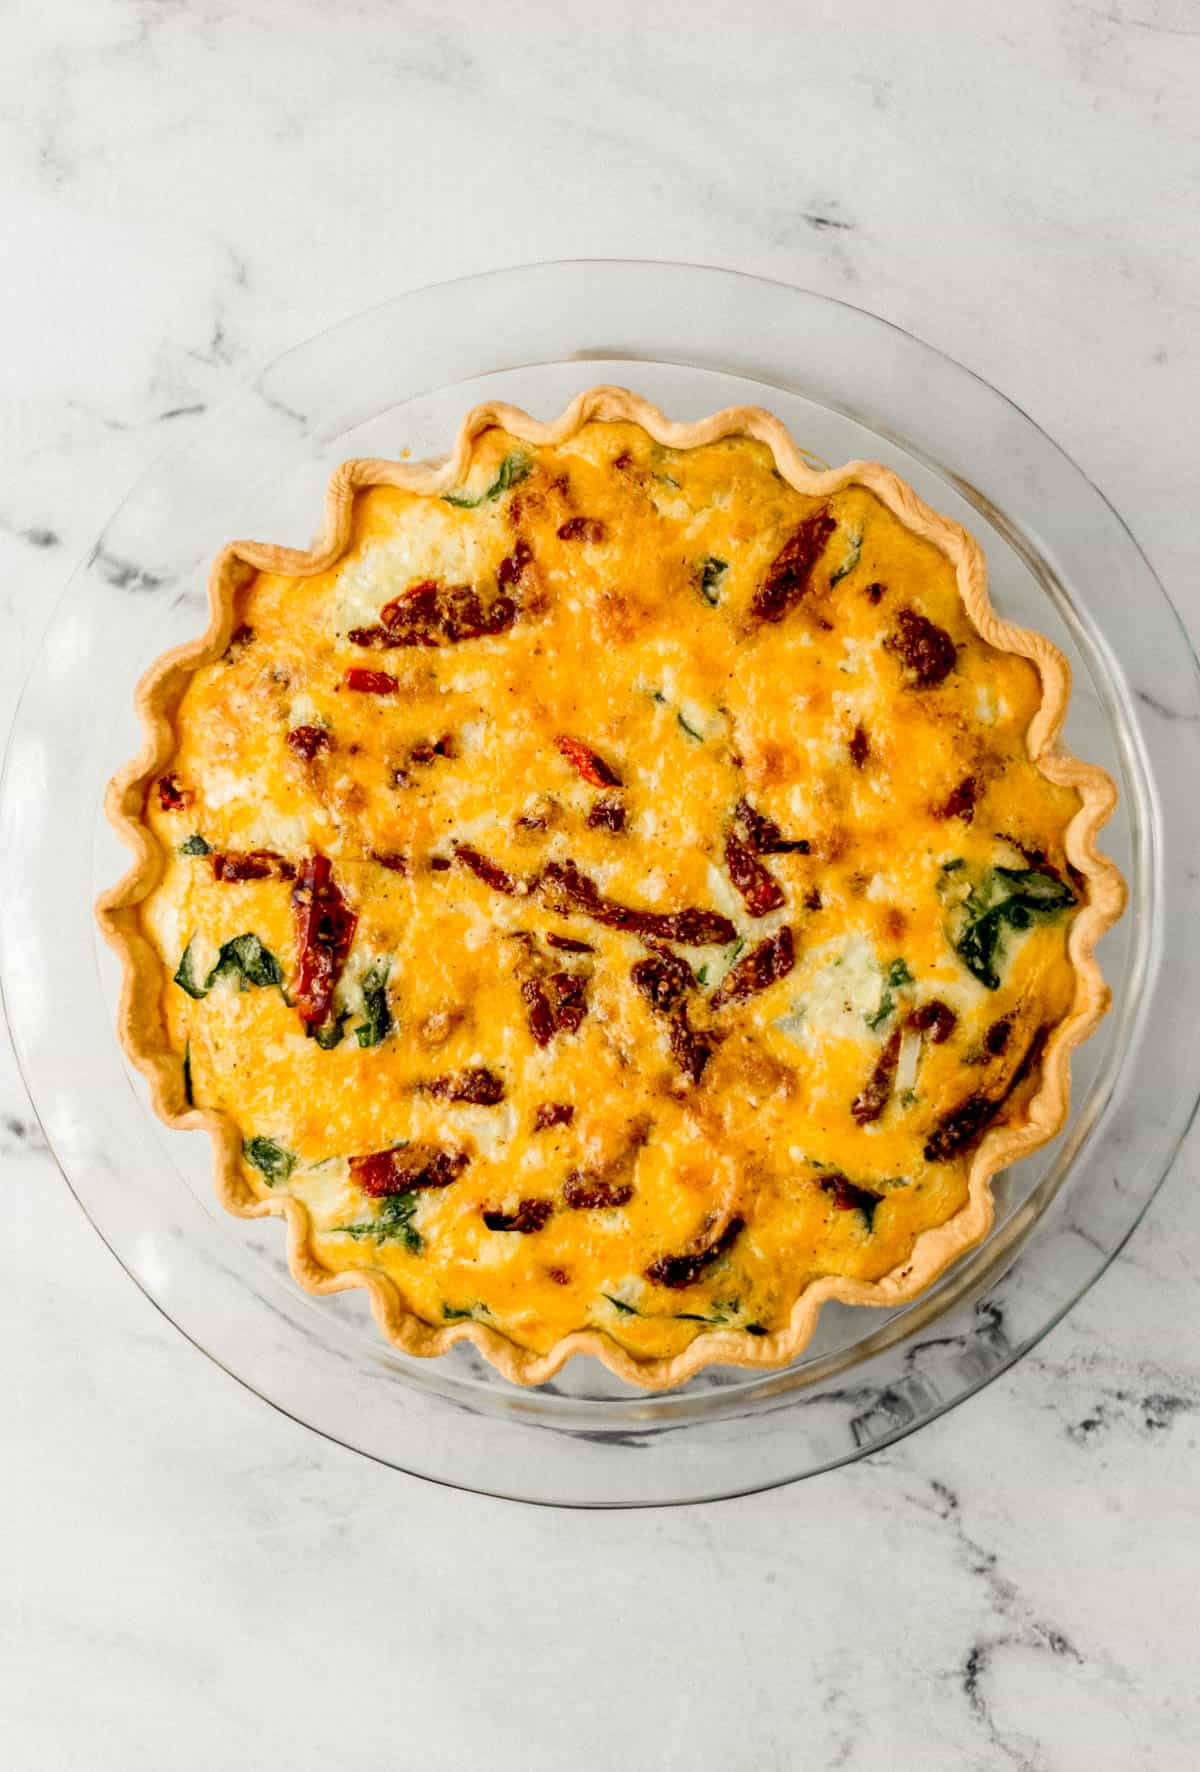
[98,387,1124,1390]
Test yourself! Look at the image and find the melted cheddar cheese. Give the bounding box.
[141,419,1084,1360]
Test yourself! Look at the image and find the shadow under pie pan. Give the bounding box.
[2,262,1197,1505]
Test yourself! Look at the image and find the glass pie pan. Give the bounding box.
[2,260,1197,1507]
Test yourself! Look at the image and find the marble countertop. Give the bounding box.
[4,3,1199,1766]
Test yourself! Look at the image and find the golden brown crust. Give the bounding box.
[96,387,1126,1390]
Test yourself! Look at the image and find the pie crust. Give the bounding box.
[97,387,1125,1389]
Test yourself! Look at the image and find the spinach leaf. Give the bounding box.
[442,1302,489,1322]
[179,833,211,856]
[243,1135,296,1187]
[354,961,392,1048]
[865,957,913,1031]
[173,938,207,1000]
[603,1293,641,1316]
[311,1009,350,1050]
[337,1190,422,1253]
[443,450,532,509]
[698,556,728,606]
[674,1296,740,1327]
[205,932,284,993]
[954,867,1076,990]
[676,710,705,743]
[182,1042,193,1105]
[828,525,863,586]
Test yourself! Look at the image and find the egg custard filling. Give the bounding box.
[100,389,1123,1388]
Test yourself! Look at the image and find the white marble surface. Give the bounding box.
[4,2,1200,1766]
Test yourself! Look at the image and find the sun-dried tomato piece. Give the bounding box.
[557,516,606,543]
[540,860,736,947]
[587,795,626,833]
[816,1173,881,1217]
[864,582,886,605]
[630,948,711,1082]
[631,946,695,1015]
[887,607,957,687]
[555,735,622,788]
[732,797,809,856]
[710,926,795,1008]
[851,1027,902,1125]
[907,999,957,1044]
[521,971,589,1047]
[371,849,408,874]
[211,850,296,883]
[157,773,188,811]
[343,668,398,695]
[668,1011,715,1085]
[849,725,870,769]
[521,979,556,1048]
[496,538,533,588]
[351,1143,468,1195]
[407,733,457,766]
[291,853,358,1030]
[287,725,331,762]
[563,1173,634,1211]
[545,933,593,954]
[751,509,836,624]
[424,1067,506,1105]
[645,1215,745,1289]
[924,1093,999,1161]
[933,774,977,820]
[984,1016,1013,1057]
[483,1199,553,1234]
[455,843,521,896]
[724,829,785,917]
[548,970,588,1036]
[563,1120,648,1210]
[365,579,519,647]
[533,1102,575,1132]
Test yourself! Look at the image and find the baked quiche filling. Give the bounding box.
[133,412,1095,1367]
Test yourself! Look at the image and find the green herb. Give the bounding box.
[858,1197,880,1232]
[312,1010,350,1051]
[336,1190,422,1253]
[695,964,709,986]
[675,1296,740,1327]
[173,938,207,1000]
[182,1042,193,1106]
[828,526,863,586]
[603,1293,640,1316]
[676,710,705,743]
[900,1088,918,1108]
[243,1135,296,1187]
[865,956,914,1031]
[205,932,284,993]
[443,450,532,509]
[953,867,1076,990]
[178,833,211,856]
[354,961,392,1048]
[698,556,728,606]
[441,1303,477,1321]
